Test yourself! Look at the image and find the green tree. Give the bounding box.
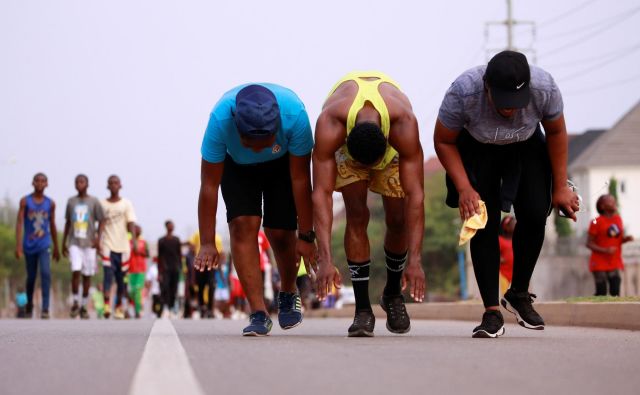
[609,177,618,202]
[330,169,461,302]
[423,171,460,299]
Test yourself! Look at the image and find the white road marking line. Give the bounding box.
[129,319,205,395]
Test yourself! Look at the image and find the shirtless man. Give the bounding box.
[313,71,426,337]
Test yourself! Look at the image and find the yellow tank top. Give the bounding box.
[327,71,401,170]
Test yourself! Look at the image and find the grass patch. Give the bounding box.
[565,296,640,303]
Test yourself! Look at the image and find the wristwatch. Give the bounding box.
[298,229,316,243]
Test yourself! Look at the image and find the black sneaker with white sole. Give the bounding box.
[501,289,545,330]
[348,310,375,337]
[472,310,505,338]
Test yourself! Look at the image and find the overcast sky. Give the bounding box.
[1,0,639,242]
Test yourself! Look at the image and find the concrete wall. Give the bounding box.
[464,238,640,301]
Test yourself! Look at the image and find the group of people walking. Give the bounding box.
[15,173,139,319]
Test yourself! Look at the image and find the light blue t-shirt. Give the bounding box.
[201,83,313,164]
[438,65,563,145]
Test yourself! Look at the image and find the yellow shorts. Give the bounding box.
[334,148,405,198]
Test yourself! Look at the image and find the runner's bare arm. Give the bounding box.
[312,111,345,299]
[434,119,480,220]
[289,153,317,267]
[390,112,425,302]
[197,159,224,271]
[542,114,578,221]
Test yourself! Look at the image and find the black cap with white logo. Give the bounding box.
[485,50,531,109]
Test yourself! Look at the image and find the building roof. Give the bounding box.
[568,129,605,166]
[570,100,640,171]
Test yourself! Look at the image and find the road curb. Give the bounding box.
[306,302,640,331]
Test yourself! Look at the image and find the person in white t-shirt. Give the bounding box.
[100,175,138,319]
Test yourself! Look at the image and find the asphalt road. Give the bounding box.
[1,318,639,395]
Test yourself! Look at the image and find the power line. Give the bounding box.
[538,5,640,41]
[563,72,640,95]
[544,41,640,68]
[539,6,640,57]
[558,43,640,82]
[539,0,600,27]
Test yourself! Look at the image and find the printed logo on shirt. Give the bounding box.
[73,203,90,239]
[490,126,527,143]
[607,224,621,238]
[272,144,281,154]
[27,209,48,239]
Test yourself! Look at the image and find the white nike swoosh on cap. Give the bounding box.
[516,82,525,89]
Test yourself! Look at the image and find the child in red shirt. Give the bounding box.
[499,216,516,284]
[586,194,633,296]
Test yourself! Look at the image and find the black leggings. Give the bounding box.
[162,270,180,309]
[196,270,215,310]
[593,270,621,296]
[468,133,552,308]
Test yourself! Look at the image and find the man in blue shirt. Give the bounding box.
[196,84,316,336]
[15,173,60,319]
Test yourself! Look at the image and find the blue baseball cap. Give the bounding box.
[234,85,280,137]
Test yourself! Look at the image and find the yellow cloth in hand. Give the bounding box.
[458,200,488,246]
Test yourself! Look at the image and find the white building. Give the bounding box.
[569,100,640,238]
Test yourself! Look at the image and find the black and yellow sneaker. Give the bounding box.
[472,310,505,338]
[501,289,545,330]
[380,294,411,334]
[348,310,375,337]
[80,306,90,320]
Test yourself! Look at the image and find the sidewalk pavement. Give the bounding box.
[306,301,640,331]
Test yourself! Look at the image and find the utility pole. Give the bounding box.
[506,0,514,50]
[485,0,536,62]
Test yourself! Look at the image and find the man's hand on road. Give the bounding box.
[195,243,219,272]
[402,261,425,302]
[315,259,342,301]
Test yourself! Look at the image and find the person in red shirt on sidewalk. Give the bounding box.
[498,215,516,293]
[586,194,634,296]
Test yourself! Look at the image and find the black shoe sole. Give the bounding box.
[279,320,302,330]
[348,329,374,337]
[501,298,545,330]
[385,322,411,334]
[242,331,271,337]
[379,297,411,334]
[472,326,505,338]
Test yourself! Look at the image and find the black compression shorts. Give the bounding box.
[220,153,297,230]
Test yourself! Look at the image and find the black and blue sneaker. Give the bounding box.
[242,311,273,337]
[278,292,303,329]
